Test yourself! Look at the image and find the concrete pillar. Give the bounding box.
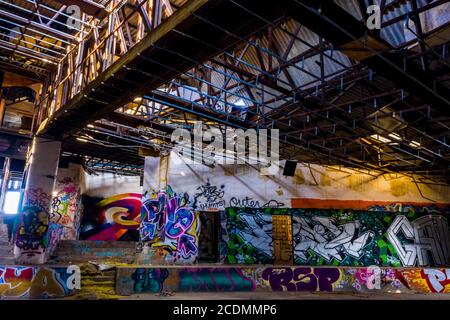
[51,163,83,240]
[0,157,11,242]
[0,157,11,213]
[14,137,61,264]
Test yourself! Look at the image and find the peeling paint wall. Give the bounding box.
[143,153,450,210]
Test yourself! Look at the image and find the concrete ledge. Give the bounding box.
[115,266,450,296]
[0,265,80,299]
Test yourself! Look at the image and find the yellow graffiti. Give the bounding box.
[0,267,67,299]
[29,268,65,298]
[0,276,32,298]
[105,207,140,227]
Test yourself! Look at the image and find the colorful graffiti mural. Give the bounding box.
[262,267,341,292]
[51,177,83,240]
[223,208,450,267]
[140,186,200,264]
[292,209,450,267]
[131,268,169,293]
[0,266,79,299]
[80,193,142,241]
[225,207,274,264]
[272,215,293,265]
[116,266,450,295]
[15,188,52,263]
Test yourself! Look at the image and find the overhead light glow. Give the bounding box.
[409,140,421,148]
[370,134,391,144]
[76,137,88,143]
[388,133,402,141]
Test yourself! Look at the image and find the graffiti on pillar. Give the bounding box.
[387,215,450,267]
[179,268,256,292]
[140,186,200,264]
[42,222,64,258]
[51,177,83,240]
[261,267,341,292]
[292,213,376,265]
[225,207,273,264]
[0,266,76,298]
[15,188,55,261]
[80,193,142,241]
[131,268,169,293]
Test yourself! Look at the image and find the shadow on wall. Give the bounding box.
[79,193,142,241]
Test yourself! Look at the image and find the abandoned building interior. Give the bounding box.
[0,0,449,300]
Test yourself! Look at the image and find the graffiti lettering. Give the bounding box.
[422,269,450,293]
[293,215,375,263]
[193,181,225,211]
[140,186,200,264]
[225,209,273,264]
[117,266,450,295]
[387,215,450,267]
[179,268,256,292]
[262,268,341,292]
[0,266,76,299]
[80,193,142,241]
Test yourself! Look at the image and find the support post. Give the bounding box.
[14,137,61,264]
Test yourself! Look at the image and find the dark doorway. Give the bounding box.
[198,211,220,263]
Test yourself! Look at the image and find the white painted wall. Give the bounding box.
[143,152,450,210]
[82,171,142,198]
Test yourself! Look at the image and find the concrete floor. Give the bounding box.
[121,291,450,300]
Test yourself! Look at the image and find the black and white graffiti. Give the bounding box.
[387,215,450,267]
[238,212,273,259]
[193,181,226,210]
[293,216,375,262]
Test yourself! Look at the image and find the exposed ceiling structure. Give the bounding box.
[0,0,449,182]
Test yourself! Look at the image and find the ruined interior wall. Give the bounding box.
[82,172,142,198]
[143,152,450,210]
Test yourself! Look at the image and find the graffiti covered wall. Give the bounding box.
[80,193,142,241]
[223,208,450,267]
[140,186,201,264]
[0,266,79,299]
[225,207,274,264]
[116,266,450,295]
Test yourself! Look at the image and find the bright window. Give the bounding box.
[3,191,21,214]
